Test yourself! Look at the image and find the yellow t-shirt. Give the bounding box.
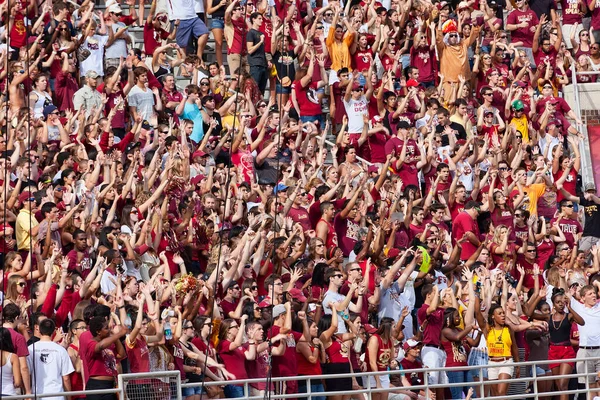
[524,183,546,216]
[510,115,530,143]
[16,208,39,251]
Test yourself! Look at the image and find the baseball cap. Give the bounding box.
[547,119,562,127]
[86,70,99,79]
[273,183,289,194]
[192,150,208,159]
[43,105,59,119]
[352,82,363,91]
[549,97,560,104]
[406,79,420,88]
[512,100,524,111]
[191,175,205,186]
[397,120,411,130]
[141,120,153,130]
[272,304,287,318]
[403,338,422,351]
[125,142,141,153]
[584,182,597,192]
[288,288,307,303]
[368,165,379,174]
[18,191,35,205]
[108,4,123,13]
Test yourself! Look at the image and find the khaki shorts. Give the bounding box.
[488,359,514,380]
[577,348,600,383]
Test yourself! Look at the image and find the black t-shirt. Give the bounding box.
[529,0,556,19]
[435,122,467,147]
[247,29,268,68]
[273,50,297,80]
[580,197,600,238]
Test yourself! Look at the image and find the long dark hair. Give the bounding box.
[376,317,394,341]
[0,327,15,353]
[444,307,458,329]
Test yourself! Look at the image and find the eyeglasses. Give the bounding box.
[324,12,333,16]
[316,26,324,29]
[232,286,240,290]
[449,34,458,38]
[515,214,524,217]
[184,326,194,330]
[499,35,507,39]
[498,167,508,171]
[483,93,493,96]
[18,282,26,287]
[592,46,600,50]
[526,249,537,253]
[274,282,284,286]
[74,326,86,331]
[349,268,361,272]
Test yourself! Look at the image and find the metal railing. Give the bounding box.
[569,66,599,187]
[2,357,599,400]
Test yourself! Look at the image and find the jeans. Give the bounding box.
[297,379,326,400]
[250,65,268,93]
[223,384,245,398]
[300,114,325,128]
[446,370,472,399]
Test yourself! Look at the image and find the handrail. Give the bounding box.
[324,139,374,166]
[3,356,600,400]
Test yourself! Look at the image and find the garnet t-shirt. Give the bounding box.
[218,340,248,382]
[293,80,323,117]
[506,9,538,48]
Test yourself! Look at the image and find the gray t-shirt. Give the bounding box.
[105,22,129,59]
[128,85,155,121]
[246,29,267,68]
[322,290,348,334]
[378,281,414,340]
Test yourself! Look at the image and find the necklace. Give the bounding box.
[493,326,504,342]
[552,313,565,330]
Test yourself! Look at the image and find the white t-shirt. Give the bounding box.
[169,0,197,20]
[78,34,109,77]
[343,96,368,134]
[27,340,75,400]
[101,269,118,294]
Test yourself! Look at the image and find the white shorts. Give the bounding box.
[421,346,448,385]
[368,374,390,389]
[488,359,514,380]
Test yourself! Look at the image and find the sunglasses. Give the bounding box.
[200,82,210,86]
[564,204,574,208]
[526,249,537,253]
[316,26,324,29]
[449,34,458,38]
[333,274,344,278]
[251,285,258,290]
[324,12,333,16]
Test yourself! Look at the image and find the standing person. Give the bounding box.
[105,3,131,69]
[206,0,227,67]
[1,303,31,397]
[0,327,22,396]
[322,269,363,335]
[476,304,520,397]
[224,0,246,75]
[27,319,74,399]
[506,0,539,61]
[417,284,449,399]
[73,71,103,118]
[560,182,600,252]
[366,317,394,398]
[246,13,268,93]
[217,318,249,398]
[128,67,161,122]
[67,319,86,397]
[80,316,127,400]
[451,200,481,261]
[436,19,481,102]
[569,285,600,398]
[169,0,210,60]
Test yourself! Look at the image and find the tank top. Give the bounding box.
[296,342,322,375]
[441,336,468,367]
[549,314,572,345]
[325,338,349,364]
[1,354,16,395]
[181,341,202,382]
[487,326,512,358]
[365,335,393,371]
[32,90,53,118]
[318,219,338,249]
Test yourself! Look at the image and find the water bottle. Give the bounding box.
[164,321,172,340]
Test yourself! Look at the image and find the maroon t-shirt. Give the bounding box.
[334,214,360,257]
[410,46,436,83]
[268,325,302,378]
[143,22,169,55]
[81,330,119,379]
[506,9,539,48]
[288,205,312,232]
[417,305,444,346]
[368,131,389,163]
[220,298,238,319]
[126,336,150,374]
[561,0,583,24]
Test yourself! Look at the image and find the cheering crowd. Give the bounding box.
[0,0,599,398]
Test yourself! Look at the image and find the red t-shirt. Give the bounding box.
[451,211,480,260]
[292,80,322,117]
[217,339,248,381]
[553,168,577,202]
[410,46,436,83]
[81,330,118,379]
[288,205,312,231]
[549,216,582,248]
[561,0,583,24]
[126,335,150,374]
[228,17,247,55]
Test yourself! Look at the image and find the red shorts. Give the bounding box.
[548,344,576,369]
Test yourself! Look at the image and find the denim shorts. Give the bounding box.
[210,17,224,30]
[467,348,489,379]
[182,385,204,397]
[276,82,291,94]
